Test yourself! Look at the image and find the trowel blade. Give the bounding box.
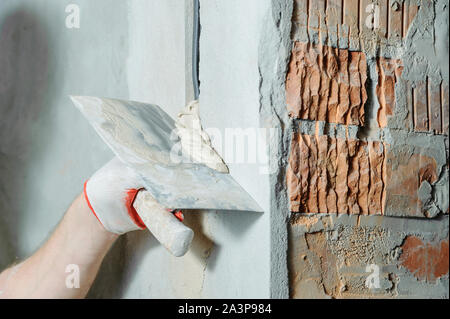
[71,96,262,212]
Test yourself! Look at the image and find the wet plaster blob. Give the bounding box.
[175,100,229,173]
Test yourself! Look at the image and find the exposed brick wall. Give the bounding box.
[376,58,403,128]
[286,2,449,218]
[376,57,449,134]
[287,129,445,217]
[286,42,367,126]
[285,0,449,299]
[413,79,449,134]
[287,131,385,214]
[292,0,419,48]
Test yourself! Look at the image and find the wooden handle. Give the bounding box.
[133,190,194,257]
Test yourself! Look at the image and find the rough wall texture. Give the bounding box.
[287,129,386,215]
[286,42,368,125]
[289,214,449,298]
[283,0,449,298]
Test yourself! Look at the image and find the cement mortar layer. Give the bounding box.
[258,0,294,298]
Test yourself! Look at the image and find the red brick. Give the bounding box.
[376,58,447,135]
[389,0,403,41]
[404,1,419,38]
[443,83,449,135]
[286,42,367,126]
[291,0,419,43]
[306,135,319,213]
[414,80,429,131]
[357,143,371,215]
[376,58,404,128]
[336,138,349,213]
[326,0,342,42]
[368,141,385,215]
[287,132,386,214]
[326,136,339,213]
[343,0,360,48]
[400,236,449,282]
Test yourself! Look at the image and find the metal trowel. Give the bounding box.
[71,96,262,257]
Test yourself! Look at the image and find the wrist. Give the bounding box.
[76,192,119,242]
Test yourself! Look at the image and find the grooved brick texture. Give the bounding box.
[376,58,404,128]
[287,132,385,214]
[286,42,368,126]
[292,0,419,47]
[413,79,449,135]
[376,57,449,135]
[287,131,443,217]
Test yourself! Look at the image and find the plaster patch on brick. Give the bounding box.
[383,131,448,218]
[291,0,420,52]
[399,0,449,135]
[374,60,448,135]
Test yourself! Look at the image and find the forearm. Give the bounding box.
[0,192,118,298]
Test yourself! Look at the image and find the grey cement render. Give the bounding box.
[258,0,293,298]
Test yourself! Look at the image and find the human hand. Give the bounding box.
[83,157,147,234]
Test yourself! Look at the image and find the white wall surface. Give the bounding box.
[197,0,271,298]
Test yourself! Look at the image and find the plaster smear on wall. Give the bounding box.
[166,212,214,298]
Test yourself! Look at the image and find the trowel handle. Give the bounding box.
[133,190,194,257]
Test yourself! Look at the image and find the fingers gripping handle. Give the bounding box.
[133,190,194,257]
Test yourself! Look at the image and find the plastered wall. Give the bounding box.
[0,0,127,270]
[95,0,271,298]
[259,0,449,298]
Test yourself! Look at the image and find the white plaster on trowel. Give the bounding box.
[175,100,229,173]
